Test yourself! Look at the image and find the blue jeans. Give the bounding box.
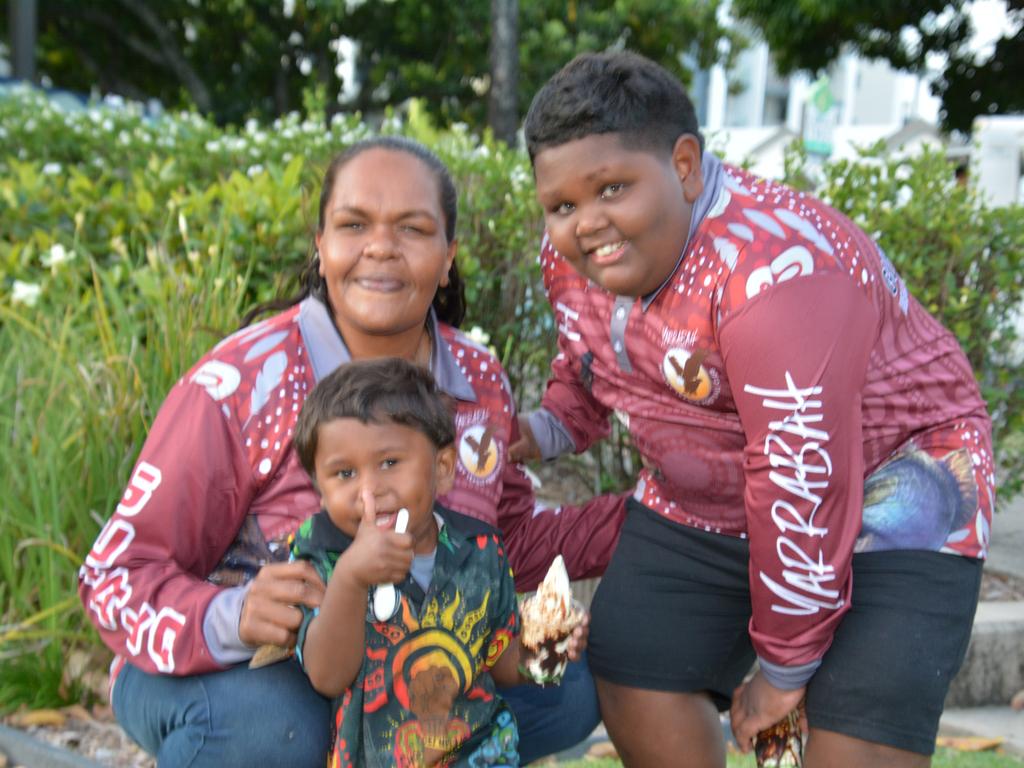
[113,655,600,767]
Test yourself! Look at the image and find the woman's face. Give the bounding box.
[316,148,456,342]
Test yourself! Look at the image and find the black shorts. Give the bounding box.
[588,499,982,755]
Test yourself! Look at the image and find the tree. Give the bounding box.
[350,0,744,137]
[6,0,743,136]
[731,0,1024,134]
[3,0,351,125]
[489,0,519,146]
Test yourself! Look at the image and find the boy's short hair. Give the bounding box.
[294,358,455,475]
[524,50,705,161]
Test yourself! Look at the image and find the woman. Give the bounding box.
[79,136,624,766]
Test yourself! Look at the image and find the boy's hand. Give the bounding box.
[730,671,806,753]
[341,490,414,589]
[509,415,541,463]
[566,612,589,661]
[238,561,325,648]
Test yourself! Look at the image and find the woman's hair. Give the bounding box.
[243,136,466,327]
[293,357,456,476]
[524,50,705,162]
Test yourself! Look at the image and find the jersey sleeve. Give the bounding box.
[718,271,877,674]
[537,336,613,455]
[497,409,628,593]
[78,380,256,676]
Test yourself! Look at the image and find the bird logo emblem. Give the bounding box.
[458,424,500,480]
[662,347,718,403]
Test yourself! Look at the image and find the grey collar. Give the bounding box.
[297,296,477,402]
[640,151,725,311]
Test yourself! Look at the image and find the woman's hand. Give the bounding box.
[238,560,326,648]
[509,415,541,463]
[566,612,590,662]
[729,671,805,753]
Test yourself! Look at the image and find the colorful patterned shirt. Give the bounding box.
[293,505,520,768]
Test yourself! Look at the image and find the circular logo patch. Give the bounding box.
[662,348,719,404]
[458,424,500,481]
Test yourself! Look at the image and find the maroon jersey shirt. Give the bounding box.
[537,160,993,669]
[79,297,625,679]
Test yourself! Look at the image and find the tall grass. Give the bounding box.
[0,240,253,712]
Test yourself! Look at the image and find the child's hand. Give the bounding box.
[730,671,806,754]
[341,490,414,589]
[567,611,589,661]
[509,415,541,463]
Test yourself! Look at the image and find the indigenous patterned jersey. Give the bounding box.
[537,157,994,669]
[293,506,520,768]
[79,297,624,680]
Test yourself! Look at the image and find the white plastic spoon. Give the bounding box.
[372,507,409,622]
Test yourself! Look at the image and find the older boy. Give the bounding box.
[516,51,992,767]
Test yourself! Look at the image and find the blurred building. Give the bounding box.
[694,38,948,180]
[694,5,1023,206]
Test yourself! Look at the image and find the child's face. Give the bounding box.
[313,417,455,553]
[533,132,703,297]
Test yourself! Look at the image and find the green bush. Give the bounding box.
[0,85,553,393]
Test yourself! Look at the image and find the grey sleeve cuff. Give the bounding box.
[757,657,821,690]
[527,408,577,461]
[202,584,255,665]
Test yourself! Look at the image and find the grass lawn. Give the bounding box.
[556,747,1024,767]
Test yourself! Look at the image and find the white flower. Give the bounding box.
[467,325,491,346]
[41,243,74,269]
[110,236,127,258]
[12,280,42,307]
[42,162,62,176]
[509,166,530,191]
[247,164,264,178]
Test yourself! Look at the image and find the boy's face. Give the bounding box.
[313,417,455,554]
[533,132,703,297]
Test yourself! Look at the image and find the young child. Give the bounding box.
[516,51,993,767]
[292,357,563,767]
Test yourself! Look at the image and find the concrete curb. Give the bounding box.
[947,598,1024,708]
[0,724,106,768]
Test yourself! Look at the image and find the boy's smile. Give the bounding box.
[313,417,455,554]
[533,132,703,298]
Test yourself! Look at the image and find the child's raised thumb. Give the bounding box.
[361,488,376,524]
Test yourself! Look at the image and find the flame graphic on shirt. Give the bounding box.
[458,424,499,480]
[662,348,717,403]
